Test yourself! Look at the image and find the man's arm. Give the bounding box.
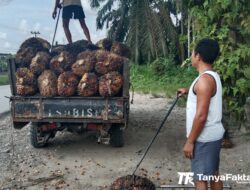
[183,74,216,159]
[52,0,61,19]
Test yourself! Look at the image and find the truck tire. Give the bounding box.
[109,124,124,147]
[30,123,47,148]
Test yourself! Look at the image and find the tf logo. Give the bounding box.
[178,172,194,186]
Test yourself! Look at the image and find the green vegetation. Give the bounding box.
[0,74,9,85]
[188,0,250,120]
[130,59,197,97]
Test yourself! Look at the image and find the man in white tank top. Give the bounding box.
[177,38,225,190]
[52,0,92,44]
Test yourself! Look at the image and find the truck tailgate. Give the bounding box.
[11,96,128,123]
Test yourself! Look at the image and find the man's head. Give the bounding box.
[191,38,220,67]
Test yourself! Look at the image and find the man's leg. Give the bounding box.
[79,19,92,43]
[63,19,72,44]
[210,171,223,190]
[195,181,208,190]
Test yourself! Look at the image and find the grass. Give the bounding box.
[0,73,9,85]
[130,63,197,98]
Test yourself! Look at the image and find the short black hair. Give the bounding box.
[194,38,220,64]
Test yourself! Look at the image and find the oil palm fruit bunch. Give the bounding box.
[50,51,76,75]
[38,70,58,97]
[20,37,50,52]
[16,85,37,96]
[50,45,66,57]
[96,38,113,51]
[57,71,79,96]
[15,68,36,85]
[78,73,98,97]
[15,47,37,68]
[110,175,156,190]
[71,51,96,76]
[95,52,124,75]
[65,40,98,56]
[111,41,131,58]
[30,51,50,75]
[99,71,123,97]
[95,49,109,62]
[15,68,37,96]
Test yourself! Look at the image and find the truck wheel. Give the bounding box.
[30,123,48,148]
[109,125,124,147]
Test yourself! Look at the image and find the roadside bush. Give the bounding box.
[150,57,175,76]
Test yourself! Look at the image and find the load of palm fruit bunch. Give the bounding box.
[99,71,123,97]
[15,47,37,68]
[57,71,79,96]
[95,52,124,75]
[15,37,51,68]
[96,38,113,51]
[95,49,109,63]
[19,37,51,52]
[71,51,96,76]
[14,37,130,98]
[111,41,131,58]
[30,51,50,75]
[50,51,76,75]
[111,175,156,190]
[78,73,98,96]
[15,68,37,96]
[16,84,37,96]
[38,70,58,97]
[50,45,66,57]
[64,40,98,56]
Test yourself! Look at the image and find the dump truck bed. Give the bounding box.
[8,59,130,128]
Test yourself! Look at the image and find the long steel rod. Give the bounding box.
[132,96,179,175]
[50,6,61,52]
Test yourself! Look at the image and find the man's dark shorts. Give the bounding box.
[62,5,85,19]
[191,139,222,181]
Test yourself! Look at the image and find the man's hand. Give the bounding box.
[177,88,189,97]
[52,2,62,19]
[52,10,57,19]
[183,140,194,159]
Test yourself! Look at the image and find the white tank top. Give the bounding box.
[186,70,225,142]
[63,0,82,7]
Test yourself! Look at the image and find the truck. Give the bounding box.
[8,58,130,148]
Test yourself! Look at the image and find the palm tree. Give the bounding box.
[89,0,181,64]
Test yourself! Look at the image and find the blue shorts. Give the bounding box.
[62,5,85,19]
[191,139,222,181]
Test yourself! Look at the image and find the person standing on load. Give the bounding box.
[177,38,225,190]
[52,0,92,44]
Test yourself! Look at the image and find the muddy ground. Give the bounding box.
[0,94,249,190]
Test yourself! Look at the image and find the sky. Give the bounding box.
[0,0,107,54]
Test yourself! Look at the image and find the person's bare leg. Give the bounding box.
[195,181,208,190]
[210,171,223,190]
[79,19,92,43]
[63,19,72,43]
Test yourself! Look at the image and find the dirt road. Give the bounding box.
[0,94,249,190]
